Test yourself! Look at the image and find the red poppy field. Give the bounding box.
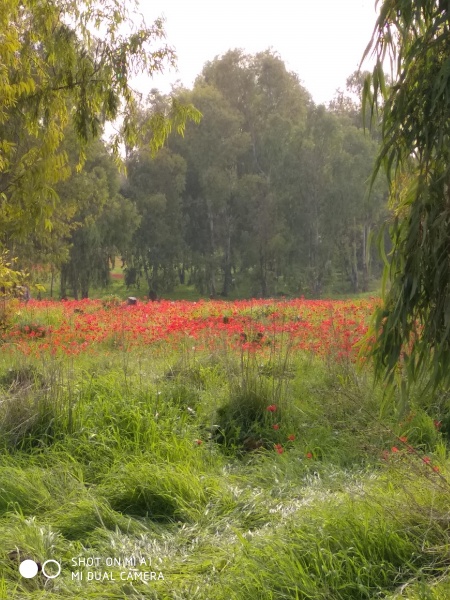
[1,296,449,600]
[3,296,377,360]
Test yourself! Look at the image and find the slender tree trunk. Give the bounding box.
[222,220,232,297]
[178,264,185,284]
[207,201,216,297]
[81,280,89,299]
[71,273,79,300]
[259,248,267,298]
[209,264,216,297]
[80,267,90,299]
[361,223,370,292]
[72,281,79,300]
[141,249,150,292]
[350,220,359,293]
[60,265,67,299]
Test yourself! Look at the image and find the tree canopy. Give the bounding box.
[115,52,387,300]
[0,0,200,243]
[1,29,388,300]
[363,0,450,392]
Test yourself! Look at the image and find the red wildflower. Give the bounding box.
[266,404,277,412]
[7,296,378,362]
[422,456,431,464]
[391,446,399,453]
[433,465,440,473]
[287,434,296,441]
[399,436,408,443]
[272,424,280,430]
[274,443,284,454]
[306,452,312,459]
[434,420,442,430]
[194,439,203,446]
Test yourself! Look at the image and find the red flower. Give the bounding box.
[8,297,380,366]
[434,420,442,430]
[272,424,280,430]
[391,446,399,453]
[399,436,408,443]
[194,439,203,446]
[274,443,284,454]
[287,434,296,441]
[422,456,431,464]
[306,452,312,459]
[266,404,277,412]
[433,465,440,473]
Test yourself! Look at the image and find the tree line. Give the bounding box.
[44,50,387,297]
[8,49,389,299]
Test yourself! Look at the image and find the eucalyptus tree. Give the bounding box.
[236,173,289,297]
[201,49,310,177]
[197,50,310,296]
[57,136,139,299]
[324,121,387,294]
[125,144,187,294]
[170,83,250,296]
[272,106,343,296]
[59,193,139,299]
[363,0,450,390]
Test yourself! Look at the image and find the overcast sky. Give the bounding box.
[134,0,379,105]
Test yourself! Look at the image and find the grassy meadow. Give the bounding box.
[0,297,449,599]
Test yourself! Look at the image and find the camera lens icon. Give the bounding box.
[19,559,61,579]
[19,560,38,579]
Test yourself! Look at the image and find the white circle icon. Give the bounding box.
[42,559,61,579]
[19,559,39,579]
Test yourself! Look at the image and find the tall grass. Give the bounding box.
[0,329,449,599]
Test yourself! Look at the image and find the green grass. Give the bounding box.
[0,341,449,599]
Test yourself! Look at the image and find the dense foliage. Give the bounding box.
[0,0,199,281]
[121,52,388,299]
[2,28,389,300]
[363,0,450,392]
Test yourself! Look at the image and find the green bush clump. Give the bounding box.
[99,462,209,521]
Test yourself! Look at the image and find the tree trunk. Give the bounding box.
[60,265,67,299]
[259,249,267,298]
[350,221,359,294]
[80,270,90,299]
[207,202,216,297]
[361,223,371,292]
[141,250,150,292]
[222,225,232,297]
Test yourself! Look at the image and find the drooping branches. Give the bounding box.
[363,0,450,391]
[0,0,200,241]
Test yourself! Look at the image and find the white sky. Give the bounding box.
[134,0,379,105]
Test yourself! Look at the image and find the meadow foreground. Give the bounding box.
[0,298,448,599]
